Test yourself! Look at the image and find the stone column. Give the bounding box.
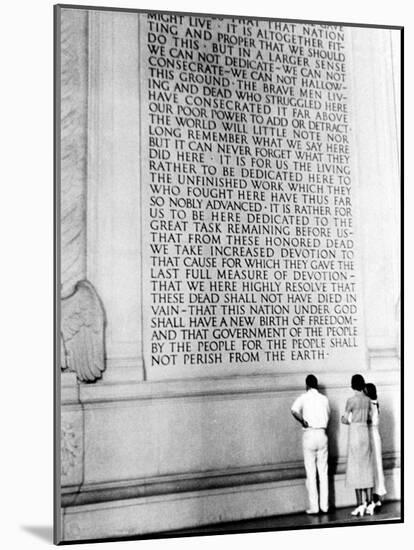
[87,10,144,382]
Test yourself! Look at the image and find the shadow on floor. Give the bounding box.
[20,525,53,543]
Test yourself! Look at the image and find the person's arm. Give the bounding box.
[370,404,379,426]
[291,396,309,428]
[341,398,352,425]
[367,400,374,425]
[291,409,309,428]
[341,414,350,425]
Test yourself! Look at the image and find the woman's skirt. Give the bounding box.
[345,423,374,489]
[370,426,387,496]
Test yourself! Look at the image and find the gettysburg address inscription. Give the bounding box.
[140,15,362,372]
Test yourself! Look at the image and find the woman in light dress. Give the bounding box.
[365,382,387,510]
[341,374,375,517]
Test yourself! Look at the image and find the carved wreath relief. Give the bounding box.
[61,419,82,480]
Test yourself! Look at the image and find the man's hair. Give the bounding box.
[351,374,366,391]
[306,374,318,389]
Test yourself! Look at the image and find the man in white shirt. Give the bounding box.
[291,374,330,515]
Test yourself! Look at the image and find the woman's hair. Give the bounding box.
[351,374,366,391]
[365,382,378,401]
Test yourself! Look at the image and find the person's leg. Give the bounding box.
[373,493,382,508]
[351,489,367,516]
[365,488,376,515]
[303,432,318,513]
[316,432,329,513]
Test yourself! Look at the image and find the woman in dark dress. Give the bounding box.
[341,374,374,516]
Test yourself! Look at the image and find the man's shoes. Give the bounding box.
[320,508,329,514]
[306,509,319,515]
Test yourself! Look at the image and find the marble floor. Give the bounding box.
[66,501,401,544]
[163,500,402,538]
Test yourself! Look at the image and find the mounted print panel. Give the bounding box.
[55,4,402,544]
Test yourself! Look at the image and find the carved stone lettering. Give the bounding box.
[140,16,363,372]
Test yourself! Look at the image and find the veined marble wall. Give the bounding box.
[57,7,400,542]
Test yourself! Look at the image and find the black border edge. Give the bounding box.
[53,3,404,544]
[399,25,404,526]
[54,3,62,546]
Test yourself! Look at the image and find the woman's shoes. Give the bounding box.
[366,502,376,515]
[351,501,377,517]
[351,503,367,517]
